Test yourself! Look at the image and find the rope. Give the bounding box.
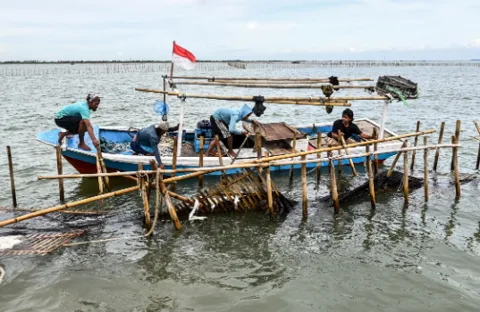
[0,266,5,285]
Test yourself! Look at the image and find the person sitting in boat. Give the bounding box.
[326,108,373,146]
[55,94,101,151]
[205,104,253,158]
[130,121,179,169]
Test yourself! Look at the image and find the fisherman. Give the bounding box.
[205,104,253,158]
[130,121,179,169]
[326,108,373,146]
[55,93,101,151]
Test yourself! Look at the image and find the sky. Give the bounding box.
[0,0,479,61]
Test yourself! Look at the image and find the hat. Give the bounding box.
[86,93,100,102]
[155,121,169,131]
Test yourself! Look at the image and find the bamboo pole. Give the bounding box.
[403,147,409,205]
[339,133,358,176]
[474,120,480,170]
[173,81,376,89]
[162,76,167,102]
[55,146,65,202]
[170,137,178,192]
[97,148,110,191]
[424,136,429,202]
[365,145,376,209]
[372,128,379,175]
[301,155,308,217]
[410,121,421,170]
[433,121,445,171]
[336,132,342,175]
[38,130,442,181]
[329,153,340,213]
[387,141,408,177]
[199,136,204,187]
[215,134,226,181]
[6,146,17,208]
[316,133,322,183]
[267,100,351,107]
[135,88,391,103]
[170,75,373,82]
[451,120,461,171]
[452,136,461,197]
[158,170,182,230]
[265,152,274,217]
[96,153,104,197]
[139,168,151,229]
[289,128,297,181]
[0,185,140,228]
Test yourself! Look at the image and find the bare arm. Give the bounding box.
[83,119,99,147]
[360,132,373,139]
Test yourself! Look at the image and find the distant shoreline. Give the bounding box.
[0,59,479,65]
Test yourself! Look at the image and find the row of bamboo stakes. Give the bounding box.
[3,119,475,231]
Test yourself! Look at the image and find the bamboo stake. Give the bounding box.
[451,120,461,171]
[452,136,461,197]
[0,185,140,228]
[96,153,104,197]
[372,128,379,175]
[365,145,376,209]
[162,76,167,102]
[329,153,340,213]
[139,168,151,229]
[158,170,181,230]
[135,88,392,102]
[55,146,65,202]
[339,132,357,176]
[97,149,110,191]
[215,134,226,181]
[199,135,204,187]
[265,152,274,217]
[6,146,17,208]
[336,132,343,175]
[410,121,421,170]
[170,137,178,192]
[474,120,480,170]
[433,121,445,171]
[387,141,408,177]
[403,147,409,205]
[174,81,376,89]
[289,128,297,181]
[170,75,373,82]
[424,136,429,202]
[316,133,322,183]
[301,155,308,217]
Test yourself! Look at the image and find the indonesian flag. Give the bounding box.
[172,41,196,70]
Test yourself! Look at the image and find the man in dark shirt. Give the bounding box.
[326,108,372,146]
[130,121,179,169]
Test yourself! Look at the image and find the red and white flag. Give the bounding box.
[172,41,196,70]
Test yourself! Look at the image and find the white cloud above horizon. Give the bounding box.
[0,0,479,60]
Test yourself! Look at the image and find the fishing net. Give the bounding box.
[376,76,418,100]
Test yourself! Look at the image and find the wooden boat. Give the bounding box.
[36,118,401,176]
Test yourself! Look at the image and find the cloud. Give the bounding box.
[0,0,479,60]
[466,39,480,48]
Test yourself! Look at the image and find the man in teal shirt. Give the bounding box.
[55,94,100,151]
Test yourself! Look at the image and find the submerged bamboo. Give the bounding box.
[387,141,408,177]
[7,146,17,208]
[316,133,322,183]
[403,147,409,205]
[329,154,340,213]
[55,146,65,202]
[451,120,461,170]
[365,145,376,209]
[452,136,461,197]
[433,121,445,171]
[474,120,480,170]
[265,152,274,217]
[301,155,308,217]
[424,136,429,202]
[410,121,421,170]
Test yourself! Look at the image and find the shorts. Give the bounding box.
[55,116,82,134]
[210,115,231,140]
[130,141,152,155]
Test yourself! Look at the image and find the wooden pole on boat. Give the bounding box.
[372,128,379,175]
[316,133,322,183]
[139,164,151,229]
[55,146,65,202]
[170,75,373,82]
[97,148,110,191]
[96,152,104,198]
[256,132,263,174]
[474,120,480,170]
[336,131,343,175]
[6,146,17,208]
[387,141,408,177]
[135,88,392,103]
[265,152,274,217]
[451,120,461,171]
[162,76,167,102]
[0,185,140,228]
[452,136,461,197]
[423,136,429,202]
[403,146,409,206]
[158,169,182,230]
[433,121,445,171]
[339,132,357,176]
[170,137,178,192]
[198,136,204,187]
[173,81,376,89]
[215,134,226,181]
[365,145,376,209]
[301,155,308,217]
[329,152,340,213]
[289,128,297,181]
[410,121,421,170]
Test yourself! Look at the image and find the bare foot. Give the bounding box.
[78,142,91,151]
[228,150,237,158]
